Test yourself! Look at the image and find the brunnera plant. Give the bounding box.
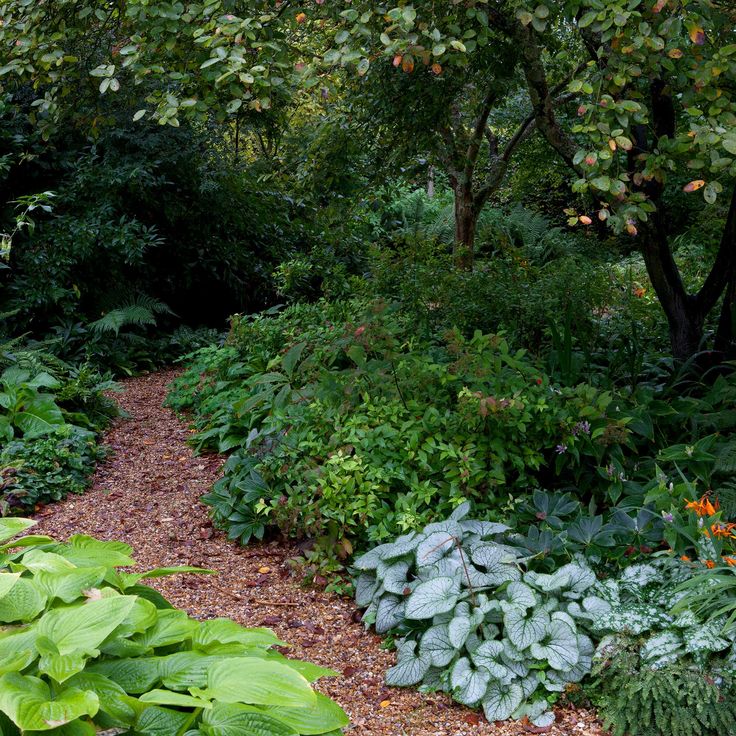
[0,518,348,736]
[352,503,597,728]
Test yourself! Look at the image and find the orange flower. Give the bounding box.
[704,559,716,569]
[723,556,736,567]
[710,522,736,539]
[684,495,719,517]
[680,555,692,562]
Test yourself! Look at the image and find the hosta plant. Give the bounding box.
[353,503,597,727]
[0,518,348,735]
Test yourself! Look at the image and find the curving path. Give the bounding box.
[34,370,606,736]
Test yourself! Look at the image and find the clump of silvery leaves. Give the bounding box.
[354,503,735,727]
[353,503,596,727]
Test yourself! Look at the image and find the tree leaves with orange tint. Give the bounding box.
[689,26,705,45]
[652,0,667,11]
[401,55,414,73]
[668,48,683,59]
[579,215,592,225]
[683,179,706,192]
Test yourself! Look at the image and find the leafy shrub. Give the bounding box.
[0,367,66,441]
[354,509,736,730]
[0,518,348,735]
[352,503,597,727]
[0,425,105,512]
[589,640,736,736]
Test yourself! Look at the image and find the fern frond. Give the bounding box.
[89,294,174,335]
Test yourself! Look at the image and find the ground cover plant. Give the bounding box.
[0,517,348,735]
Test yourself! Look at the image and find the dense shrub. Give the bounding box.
[0,425,106,512]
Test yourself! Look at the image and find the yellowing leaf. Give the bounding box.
[683,179,706,192]
[689,27,705,46]
[379,699,391,708]
[668,48,683,59]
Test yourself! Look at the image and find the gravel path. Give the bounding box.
[34,370,607,736]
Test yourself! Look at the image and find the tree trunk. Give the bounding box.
[454,185,476,270]
[665,296,705,362]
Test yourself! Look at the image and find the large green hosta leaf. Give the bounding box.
[193,619,285,650]
[405,577,460,620]
[0,577,47,622]
[0,673,99,731]
[0,518,36,544]
[201,702,298,736]
[191,658,316,708]
[35,567,107,604]
[37,595,136,656]
[262,693,349,734]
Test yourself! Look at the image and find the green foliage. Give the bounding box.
[169,300,640,555]
[0,425,106,513]
[590,640,736,736]
[0,518,348,735]
[0,367,66,441]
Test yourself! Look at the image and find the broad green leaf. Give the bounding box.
[0,518,36,544]
[192,658,316,708]
[201,702,297,736]
[194,619,285,650]
[37,595,136,655]
[262,693,349,734]
[139,690,213,709]
[35,567,106,603]
[0,673,98,731]
[0,577,47,622]
[0,572,21,599]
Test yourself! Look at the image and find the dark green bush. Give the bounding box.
[0,425,106,512]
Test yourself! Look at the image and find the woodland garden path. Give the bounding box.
[34,370,605,736]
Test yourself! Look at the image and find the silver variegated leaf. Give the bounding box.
[385,639,431,687]
[504,605,549,650]
[354,572,379,607]
[557,562,596,599]
[460,520,510,538]
[524,569,570,593]
[530,619,579,671]
[353,545,386,571]
[567,595,612,622]
[379,532,421,562]
[377,559,411,595]
[419,624,455,668]
[469,640,513,684]
[683,620,729,655]
[449,501,472,521]
[640,631,683,668]
[482,681,523,722]
[405,577,461,620]
[416,531,457,566]
[375,594,406,634]
[597,603,672,635]
[450,657,490,706]
[448,604,472,649]
[619,563,658,590]
[505,581,537,611]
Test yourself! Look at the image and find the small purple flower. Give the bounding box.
[606,464,615,477]
[572,420,591,436]
[662,512,674,523]
[555,443,568,454]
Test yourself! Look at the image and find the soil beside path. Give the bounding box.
[34,370,606,736]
